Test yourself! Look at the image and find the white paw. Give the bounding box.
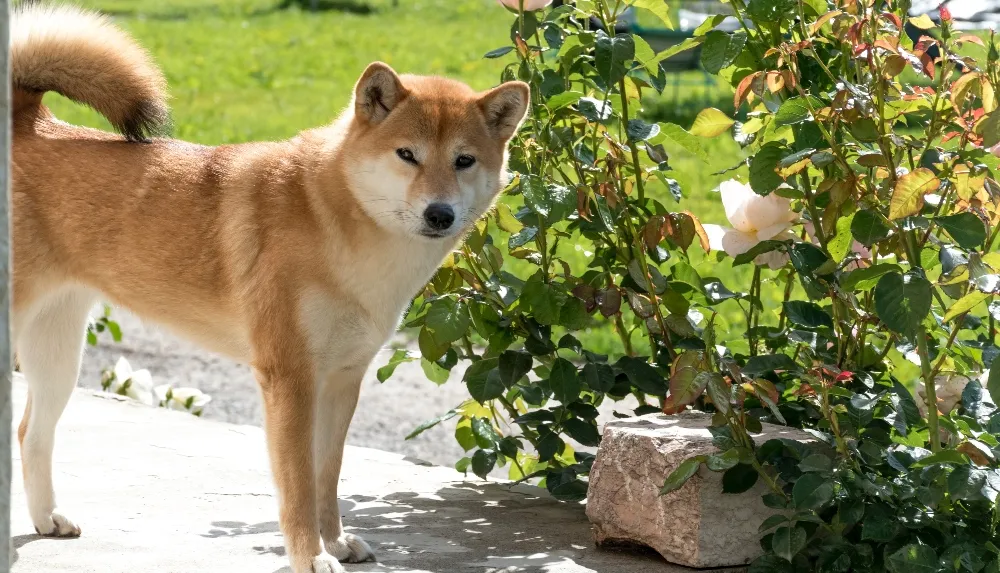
[312,552,346,573]
[326,533,374,563]
[34,512,81,538]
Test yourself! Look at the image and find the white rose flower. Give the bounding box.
[107,357,154,406]
[154,384,211,414]
[916,372,976,416]
[702,179,798,270]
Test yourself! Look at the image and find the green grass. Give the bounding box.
[45,0,754,356]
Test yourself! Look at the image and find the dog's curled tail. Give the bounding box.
[11,4,169,141]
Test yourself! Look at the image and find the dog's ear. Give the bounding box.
[354,62,406,125]
[478,81,530,141]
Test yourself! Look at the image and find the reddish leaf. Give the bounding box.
[661,394,688,415]
[734,72,759,110]
[595,288,622,317]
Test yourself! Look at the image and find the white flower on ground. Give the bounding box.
[702,179,798,270]
[916,372,978,416]
[496,0,552,10]
[154,384,211,415]
[104,357,154,406]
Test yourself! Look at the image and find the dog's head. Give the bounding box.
[342,62,529,240]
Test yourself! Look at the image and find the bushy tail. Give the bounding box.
[11,3,169,141]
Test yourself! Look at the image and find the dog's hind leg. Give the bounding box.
[16,287,95,537]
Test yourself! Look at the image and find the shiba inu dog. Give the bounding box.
[10,4,528,572]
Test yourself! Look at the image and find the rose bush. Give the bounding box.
[380,0,1000,568]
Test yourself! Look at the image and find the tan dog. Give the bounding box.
[10,5,528,572]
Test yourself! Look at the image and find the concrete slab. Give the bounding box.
[7,375,724,573]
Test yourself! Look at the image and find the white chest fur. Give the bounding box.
[299,235,453,379]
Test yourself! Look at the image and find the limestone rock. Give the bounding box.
[586,412,814,568]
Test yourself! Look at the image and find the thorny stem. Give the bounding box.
[618,78,646,202]
[748,266,762,356]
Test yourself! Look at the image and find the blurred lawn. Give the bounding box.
[45,0,755,356]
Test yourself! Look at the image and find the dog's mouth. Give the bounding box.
[418,229,450,239]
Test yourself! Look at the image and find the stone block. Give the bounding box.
[586,412,813,568]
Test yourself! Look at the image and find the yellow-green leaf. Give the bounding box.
[944,290,989,322]
[828,213,856,262]
[494,203,523,233]
[889,168,939,220]
[690,108,736,137]
[909,14,936,29]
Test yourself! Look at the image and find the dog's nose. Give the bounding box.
[423,203,455,231]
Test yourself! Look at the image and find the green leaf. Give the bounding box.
[749,142,787,196]
[887,545,939,573]
[425,298,470,344]
[508,226,538,249]
[937,212,986,249]
[418,325,449,362]
[471,417,500,449]
[377,349,413,382]
[690,107,736,137]
[700,30,747,74]
[840,263,903,291]
[910,449,971,468]
[783,301,834,329]
[520,175,575,222]
[706,448,740,471]
[563,418,601,447]
[499,350,533,388]
[495,203,523,233]
[851,209,892,246]
[484,46,514,59]
[660,456,705,494]
[471,448,497,479]
[827,213,856,263]
[595,32,634,86]
[733,240,786,265]
[521,274,568,325]
[889,168,939,220]
[420,357,450,385]
[464,358,503,403]
[405,409,459,440]
[537,428,564,462]
[979,109,1000,147]
[944,290,989,322]
[988,354,1000,406]
[799,454,833,473]
[746,0,796,22]
[550,358,581,405]
[653,36,705,64]
[722,463,759,493]
[792,473,834,510]
[633,0,674,28]
[693,14,728,35]
[659,123,708,161]
[743,354,800,377]
[874,271,932,335]
[772,525,807,563]
[627,119,660,141]
[616,356,669,395]
[774,96,824,127]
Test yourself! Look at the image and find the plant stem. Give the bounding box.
[748,265,762,356]
[916,325,941,452]
[618,78,646,202]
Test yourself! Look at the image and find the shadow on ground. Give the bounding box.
[223,481,671,573]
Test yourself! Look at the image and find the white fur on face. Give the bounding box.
[350,149,500,239]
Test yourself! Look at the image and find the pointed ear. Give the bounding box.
[354,62,406,124]
[478,81,530,141]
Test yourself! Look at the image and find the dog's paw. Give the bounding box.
[325,533,374,563]
[33,512,81,538]
[311,552,346,573]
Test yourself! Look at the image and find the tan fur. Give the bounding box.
[10,6,528,572]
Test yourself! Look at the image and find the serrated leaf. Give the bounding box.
[550,358,581,405]
[887,545,938,573]
[890,168,939,220]
[840,263,903,291]
[660,456,705,494]
[783,301,834,329]
[405,409,459,440]
[377,349,413,382]
[659,123,708,161]
[945,290,989,322]
[937,212,986,249]
[772,525,808,562]
[690,107,736,137]
[774,96,824,127]
[874,271,932,335]
[792,473,834,510]
[749,141,787,196]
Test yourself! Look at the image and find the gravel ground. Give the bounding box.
[76,308,474,469]
[74,306,639,478]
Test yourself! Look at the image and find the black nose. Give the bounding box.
[423,203,455,231]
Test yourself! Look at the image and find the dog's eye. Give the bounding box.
[455,155,476,169]
[396,148,417,164]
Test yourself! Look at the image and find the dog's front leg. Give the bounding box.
[315,367,374,562]
[255,358,344,573]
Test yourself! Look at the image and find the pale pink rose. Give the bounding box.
[496,0,552,10]
[702,180,798,270]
